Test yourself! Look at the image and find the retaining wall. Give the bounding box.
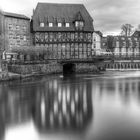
[8,63,99,75]
[8,63,63,75]
[76,63,99,73]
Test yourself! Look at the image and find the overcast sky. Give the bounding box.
[1,0,140,35]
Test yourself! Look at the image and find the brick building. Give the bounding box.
[0,11,4,53]
[3,12,31,52]
[31,3,94,59]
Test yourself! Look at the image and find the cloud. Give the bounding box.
[1,0,140,35]
[86,0,140,35]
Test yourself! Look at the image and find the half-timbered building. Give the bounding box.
[31,3,94,59]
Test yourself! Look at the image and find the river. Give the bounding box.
[0,71,140,140]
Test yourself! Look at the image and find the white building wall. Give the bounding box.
[92,32,102,55]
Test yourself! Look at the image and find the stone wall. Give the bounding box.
[0,71,9,80]
[4,16,31,51]
[8,63,99,75]
[75,63,99,73]
[8,63,63,75]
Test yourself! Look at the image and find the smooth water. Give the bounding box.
[0,71,140,140]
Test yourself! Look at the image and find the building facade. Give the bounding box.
[3,12,31,52]
[112,36,140,57]
[31,3,94,59]
[92,31,102,55]
[0,11,4,53]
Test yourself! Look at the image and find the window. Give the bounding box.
[40,23,44,27]
[71,33,74,40]
[16,25,19,30]
[116,41,119,47]
[16,35,20,40]
[23,36,26,41]
[9,24,12,30]
[49,23,53,27]
[58,23,62,27]
[79,33,83,39]
[58,32,61,40]
[23,26,26,31]
[66,23,70,27]
[75,21,84,30]
[9,33,13,39]
[136,42,139,47]
[122,41,126,47]
[75,21,84,27]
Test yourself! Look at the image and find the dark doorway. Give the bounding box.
[63,63,76,75]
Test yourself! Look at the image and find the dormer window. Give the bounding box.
[58,23,62,27]
[66,23,70,27]
[75,21,84,28]
[40,22,44,27]
[49,23,53,27]
[74,12,84,30]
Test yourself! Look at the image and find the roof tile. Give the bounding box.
[32,3,94,32]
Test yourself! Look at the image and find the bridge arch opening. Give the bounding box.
[63,63,76,74]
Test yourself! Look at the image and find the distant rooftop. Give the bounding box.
[3,12,30,20]
[94,31,103,37]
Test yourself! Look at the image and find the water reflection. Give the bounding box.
[0,72,140,140]
[33,76,93,132]
[95,76,140,105]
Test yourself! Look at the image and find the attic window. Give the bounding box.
[75,21,84,30]
[58,23,62,27]
[40,23,44,27]
[49,23,53,27]
[66,23,70,27]
[75,21,84,27]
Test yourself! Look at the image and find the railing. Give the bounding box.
[111,55,140,60]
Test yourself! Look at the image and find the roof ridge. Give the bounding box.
[37,2,84,6]
[33,2,94,32]
[3,11,30,20]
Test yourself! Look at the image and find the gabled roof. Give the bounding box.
[131,30,140,37]
[74,12,84,21]
[32,3,94,32]
[4,12,30,20]
[94,31,102,37]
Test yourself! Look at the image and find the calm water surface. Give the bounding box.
[0,71,140,140]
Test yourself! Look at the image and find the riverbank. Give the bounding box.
[0,63,100,81]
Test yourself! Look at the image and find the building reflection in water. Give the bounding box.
[93,76,140,106]
[0,74,140,140]
[32,77,93,132]
[0,80,38,140]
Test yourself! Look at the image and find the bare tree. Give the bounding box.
[121,24,133,36]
